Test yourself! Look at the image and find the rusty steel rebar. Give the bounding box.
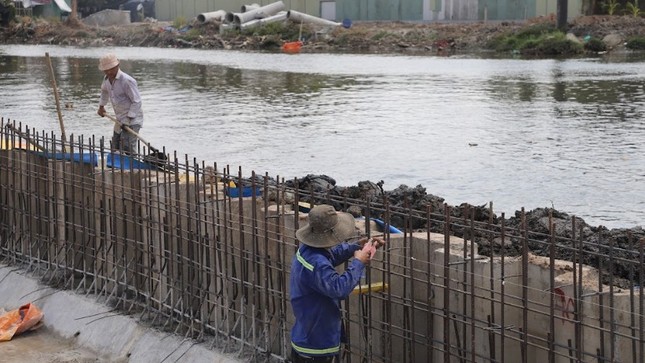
[0,118,644,362]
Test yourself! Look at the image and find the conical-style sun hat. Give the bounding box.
[296,204,357,248]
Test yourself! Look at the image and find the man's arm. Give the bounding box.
[329,242,361,266]
[97,80,109,116]
[311,258,365,300]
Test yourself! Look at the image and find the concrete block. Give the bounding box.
[82,9,131,27]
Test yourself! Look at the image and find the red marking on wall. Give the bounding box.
[554,287,575,324]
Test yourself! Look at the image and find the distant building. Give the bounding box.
[153,0,583,23]
[14,0,71,18]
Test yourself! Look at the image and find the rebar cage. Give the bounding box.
[0,118,643,363]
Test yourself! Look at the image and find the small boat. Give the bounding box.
[282,41,303,54]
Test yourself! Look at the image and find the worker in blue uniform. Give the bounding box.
[289,204,385,363]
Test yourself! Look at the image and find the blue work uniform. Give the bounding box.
[290,242,365,358]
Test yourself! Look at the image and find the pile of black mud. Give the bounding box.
[285,174,645,288]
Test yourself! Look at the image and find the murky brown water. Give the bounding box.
[1,45,644,229]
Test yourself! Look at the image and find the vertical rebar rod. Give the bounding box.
[597,236,606,361]
[548,210,555,363]
[521,208,528,363]
[488,202,497,363]
[608,232,615,362]
[443,204,451,360]
[628,232,636,363]
[461,206,468,362]
[407,203,415,363]
[572,217,582,362]
[638,238,645,357]
[500,213,506,363]
[576,223,584,362]
[426,203,434,363]
[469,208,475,363]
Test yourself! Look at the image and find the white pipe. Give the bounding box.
[239,11,287,30]
[197,10,227,23]
[286,10,341,27]
[232,1,285,24]
[241,3,260,12]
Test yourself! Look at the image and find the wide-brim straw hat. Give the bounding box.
[98,53,119,71]
[296,204,357,248]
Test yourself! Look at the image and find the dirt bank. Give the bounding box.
[2,15,645,55]
[290,175,645,288]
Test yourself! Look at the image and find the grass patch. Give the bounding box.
[489,24,582,56]
[371,30,392,41]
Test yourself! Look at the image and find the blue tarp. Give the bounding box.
[35,151,98,166]
[106,153,157,170]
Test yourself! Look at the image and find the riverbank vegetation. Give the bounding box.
[1,13,645,57]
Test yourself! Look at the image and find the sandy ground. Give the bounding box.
[1,326,103,363]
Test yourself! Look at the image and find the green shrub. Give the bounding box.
[584,37,607,52]
[492,29,583,56]
[532,35,583,56]
[626,36,645,49]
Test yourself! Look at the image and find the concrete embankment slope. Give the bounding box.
[0,264,243,363]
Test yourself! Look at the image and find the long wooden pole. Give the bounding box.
[45,52,67,153]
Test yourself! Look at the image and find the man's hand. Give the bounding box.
[370,236,385,249]
[356,236,385,249]
[353,249,370,265]
[97,106,106,117]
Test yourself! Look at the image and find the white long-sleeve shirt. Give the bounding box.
[99,70,143,127]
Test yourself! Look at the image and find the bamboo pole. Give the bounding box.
[45,52,68,153]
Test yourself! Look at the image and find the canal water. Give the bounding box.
[0,45,643,229]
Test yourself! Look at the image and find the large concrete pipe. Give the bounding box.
[287,10,341,27]
[230,0,285,24]
[241,3,260,12]
[197,10,227,23]
[239,11,287,30]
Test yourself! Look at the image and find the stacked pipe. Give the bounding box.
[197,0,342,32]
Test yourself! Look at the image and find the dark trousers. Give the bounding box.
[291,348,337,363]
